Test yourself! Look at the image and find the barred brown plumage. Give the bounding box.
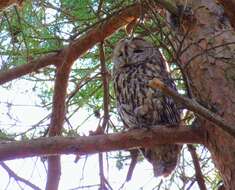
[112,37,182,177]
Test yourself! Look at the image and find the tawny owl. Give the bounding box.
[112,37,181,177]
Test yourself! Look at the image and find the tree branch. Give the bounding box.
[100,41,109,131]
[45,3,145,190]
[149,79,235,138]
[126,149,138,182]
[0,0,24,11]
[46,156,61,190]
[0,1,179,85]
[187,145,207,190]
[0,161,41,190]
[0,126,204,161]
[0,52,62,85]
[99,42,110,189]
[45,51,70,190]
[0,3,142,85]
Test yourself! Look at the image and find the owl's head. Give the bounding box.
[112,38,154,70]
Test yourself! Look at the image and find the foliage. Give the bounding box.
[0,0,221,189]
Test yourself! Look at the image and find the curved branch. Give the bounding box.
[0,126,204,161]
[0,3,142,85]
[45,3,148,189]
[0,1,178,85]
[45,52,70,190]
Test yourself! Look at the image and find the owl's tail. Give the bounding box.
[141,144,182,177]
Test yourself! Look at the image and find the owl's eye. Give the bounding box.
[133,49,144,53]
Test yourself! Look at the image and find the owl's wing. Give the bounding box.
[117,103,138,129]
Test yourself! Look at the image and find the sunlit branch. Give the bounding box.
[0,126,204,161]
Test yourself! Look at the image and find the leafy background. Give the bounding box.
[0,0,221,189]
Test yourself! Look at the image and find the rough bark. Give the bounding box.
[175,0,235,189]
[218,0,235,29]
[149,79,234,136]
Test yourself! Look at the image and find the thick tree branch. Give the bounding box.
[0,126,204,161]
[45,55,70,190]
[149,79,235,138]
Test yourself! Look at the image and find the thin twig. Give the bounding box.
[0,161,41,190]
[98,38,110,189]
[99,42,109,131]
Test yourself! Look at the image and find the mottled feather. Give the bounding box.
[112,37,181,177]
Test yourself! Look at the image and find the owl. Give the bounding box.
[112,37,181,177]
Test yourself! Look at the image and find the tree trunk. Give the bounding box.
[176,0,235,189]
